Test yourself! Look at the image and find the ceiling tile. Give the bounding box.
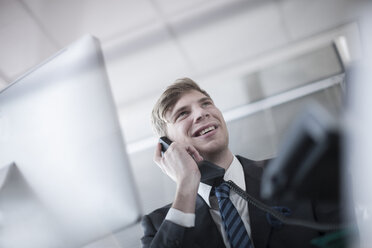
[102,24,193,105]
[80,0,159,41]
[153,0,215,17]
[173,2,289,74]
[20,0,86,46]
[0,0,58,79]
[279,0,365,41]
[24,0,160,45]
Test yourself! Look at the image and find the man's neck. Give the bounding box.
[204,149,234,170]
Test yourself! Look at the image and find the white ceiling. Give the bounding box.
[0,0,367,147]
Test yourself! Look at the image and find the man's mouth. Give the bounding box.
[194,125,216,137]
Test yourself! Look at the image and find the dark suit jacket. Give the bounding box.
[141,156,340,248]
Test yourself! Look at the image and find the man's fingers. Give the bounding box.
[153,142,162,164]
[187,145,203,162]
[154,143,169,175]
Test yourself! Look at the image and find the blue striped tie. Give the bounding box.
[215,182,253,248]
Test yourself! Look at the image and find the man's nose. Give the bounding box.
[195,107,210,122]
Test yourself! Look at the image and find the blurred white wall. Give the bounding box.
[346,9,372,248]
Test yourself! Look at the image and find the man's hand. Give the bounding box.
[154,142,203,213]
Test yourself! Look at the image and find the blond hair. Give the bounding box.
[151,78,211,136]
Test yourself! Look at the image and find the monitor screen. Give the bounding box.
[0,35,141,247]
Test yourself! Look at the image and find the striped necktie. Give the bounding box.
[215,182,253,248]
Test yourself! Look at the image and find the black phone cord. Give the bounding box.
[225,180,345,231]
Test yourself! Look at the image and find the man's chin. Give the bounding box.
[198,145,227,158]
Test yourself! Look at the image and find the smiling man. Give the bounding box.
[140,78,341,248]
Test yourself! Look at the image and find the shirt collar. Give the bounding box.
[198,156,246,207]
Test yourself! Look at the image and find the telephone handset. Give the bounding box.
[159,136,225,186]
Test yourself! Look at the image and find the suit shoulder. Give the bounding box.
[142,203,172,229]
[236,155,272,169]
[149,203,172,216]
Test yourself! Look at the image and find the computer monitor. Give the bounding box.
[0,35,141,247]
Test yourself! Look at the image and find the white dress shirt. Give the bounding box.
[165,156,252,248]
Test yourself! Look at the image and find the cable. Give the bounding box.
[225,180,344,231]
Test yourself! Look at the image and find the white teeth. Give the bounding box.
[199,126,215,136]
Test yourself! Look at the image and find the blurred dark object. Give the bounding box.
[311,228,357,248]
[261,104,340,203]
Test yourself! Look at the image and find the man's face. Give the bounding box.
[165,90,229,158]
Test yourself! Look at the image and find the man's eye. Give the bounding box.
[202,101,212,107]
[176,111,188,120]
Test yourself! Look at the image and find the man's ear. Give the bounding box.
[162,125,171,140]
[164,126,177,143]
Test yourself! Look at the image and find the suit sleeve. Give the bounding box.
[141,214,196,248]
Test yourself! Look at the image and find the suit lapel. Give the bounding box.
[237,155,273,248]
[194,195,226,248]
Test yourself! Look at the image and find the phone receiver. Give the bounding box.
[159,136,225,186]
